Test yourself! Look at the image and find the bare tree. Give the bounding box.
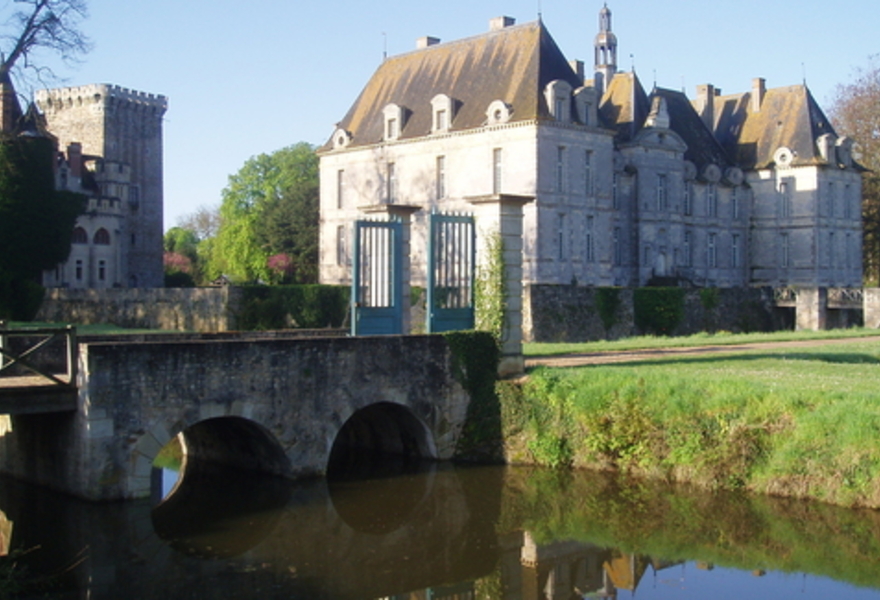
[0,0,91,86]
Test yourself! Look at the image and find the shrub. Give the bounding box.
[235,285,349,330]
[633,287,685,335]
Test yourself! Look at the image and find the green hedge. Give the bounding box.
[633,287,685,335]
[235,285,349,330]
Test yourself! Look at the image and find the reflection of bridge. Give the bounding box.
[0,333,474,500]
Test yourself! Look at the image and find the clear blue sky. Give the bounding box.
[27,0,880,230]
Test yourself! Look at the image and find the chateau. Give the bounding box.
[318,6,863,290]
[0,76,166,290]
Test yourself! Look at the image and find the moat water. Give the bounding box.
[3,460,880,599]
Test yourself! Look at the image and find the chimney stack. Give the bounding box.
[695,84,715,131]
[417,36,440,49]
[751,77,766,112]
[489,16,515,31]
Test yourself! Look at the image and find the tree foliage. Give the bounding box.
[205,142,319,284]
[829,56,880,284]
[0,136,85,318]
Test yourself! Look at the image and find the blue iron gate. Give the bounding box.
[351,219,403,335]
[427,212,475,333]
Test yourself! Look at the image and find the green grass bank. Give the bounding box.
[496,336,880,509]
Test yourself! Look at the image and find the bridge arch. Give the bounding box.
[327,402,437,478]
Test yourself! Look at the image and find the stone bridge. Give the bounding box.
[0,334,475,500]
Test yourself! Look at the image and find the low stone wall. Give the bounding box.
[523,285,780,342]
[36,287,241,332]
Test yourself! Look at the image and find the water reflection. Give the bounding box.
[1,465,880,599]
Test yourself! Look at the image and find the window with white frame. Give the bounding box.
[586,215,595,263]
[436,155,446,199]
[683,231,693,267]
[584,150,593,197]
[383,103,404,141]
[656,174,668,211]
[731,234,740,268]
[492,148,502,194]
[386,162,397,202]
[683,181,692,216]
[431,94,454,133]
[707,184,717,217]
[556,146,566,193]
[544,79,573,122]
[336,169,345,209]
[707,233,717,268]
[781,232,790,268]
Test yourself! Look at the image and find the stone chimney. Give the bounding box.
[417,36,440,49]
[569,59,585,81]
[751,77,766,112]
[489,16,516,31]
[695,84,715,131]
[66,142,82,179]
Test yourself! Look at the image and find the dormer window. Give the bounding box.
[544,80,573,122]
[573,87,597,126]
[383,103,405,141]
[431,94,455,133]
[332,127,352,150]
[486,100,512,125]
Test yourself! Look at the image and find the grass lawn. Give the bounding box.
[505,336,880,509]
[523,327,880,356]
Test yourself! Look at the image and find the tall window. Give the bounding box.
[779,180,792,218]
[612,173,619,209]
[683,182,692,216]
[386,117,398,140]
[707,184,717,217]
[72,227,88,244]
[707,233,717,268]
[386,162,397,203]
[781,232,790,268]
[435,109,447,131]
[75,259,83,281]
[557,213,567,260]
[585,216,595,263]
[731,186,739,220]
[683,231,693,267]
[94,228,111,245]
[98,260,106,282]
[584,151,593,197]
[844,184,852,219]
[656,174,668,210]
[827,182,835,217]
[731,234,740,268]
[436,155,446,199]
[613,227,622,265]
[556,146,566,193]
[846,232,852,269]
[492,148,502,194]
[336,225,347,266]
[336,169,345,209]
[555,97,566,122]
[828,232,835,267]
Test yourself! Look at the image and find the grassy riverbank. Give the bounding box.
[501,335,880,508]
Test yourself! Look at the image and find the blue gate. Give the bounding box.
[351,219,403,335]
[427,212,475,333]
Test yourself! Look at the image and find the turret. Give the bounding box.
[594,4,618,96]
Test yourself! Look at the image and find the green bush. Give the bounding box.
[235,285,349,330]
[633,287,685,335]
[595,287,620,332]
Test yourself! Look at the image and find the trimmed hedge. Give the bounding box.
[235,285,349,330]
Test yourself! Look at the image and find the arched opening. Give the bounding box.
[327,402,436,480]
[150,417,292,558]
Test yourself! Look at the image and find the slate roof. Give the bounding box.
[323,20,585,150]
[712,84,838,169]
[598,71,650,143]
[651,87,734,170]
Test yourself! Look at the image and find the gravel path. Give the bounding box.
[524,335,880,368]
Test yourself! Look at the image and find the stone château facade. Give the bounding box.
[35,84,167,289]
[318,6,863,290]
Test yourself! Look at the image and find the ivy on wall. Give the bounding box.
[595,287,620,333]
[475,231,506,343]
[633,287,685,335]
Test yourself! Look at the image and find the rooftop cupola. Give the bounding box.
[594,3,618,96]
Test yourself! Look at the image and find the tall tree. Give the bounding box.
[206,143,319,284]
[0,0,91,88]
[829,56,880,284]
[0,136,86,318]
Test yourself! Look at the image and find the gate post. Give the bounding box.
[796,287,827,331]
[360,204,420,334]
[467,194,533,377]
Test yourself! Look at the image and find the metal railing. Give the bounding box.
[773,287,798,305]
[827,287,864,307]
[0,322,78,388]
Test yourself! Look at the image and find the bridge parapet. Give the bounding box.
[827,287,863,309]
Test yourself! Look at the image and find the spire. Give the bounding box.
[594,3,618,96]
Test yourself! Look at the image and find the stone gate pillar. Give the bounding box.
[865,288,880,329]
[796,287,827,331]
[360,204,421,334]
[467,194,533,377]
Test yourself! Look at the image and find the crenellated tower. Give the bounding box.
[594,3,618,96]
[35,84,168,288]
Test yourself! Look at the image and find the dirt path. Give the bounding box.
[524,335,880,368]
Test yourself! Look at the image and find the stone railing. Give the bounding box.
[773,287,798,306]
[827,287,864,308]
